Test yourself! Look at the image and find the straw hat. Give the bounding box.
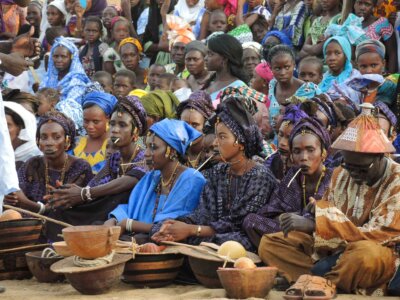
[332,103,396,153]
[51,253,131,274]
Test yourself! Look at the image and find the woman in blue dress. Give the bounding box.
[106,119,206,239]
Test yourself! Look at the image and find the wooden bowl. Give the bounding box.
[217,267,278,299]
[51,253,131,295]
[52,241,74,257]
[0,218,42,250]
[62,226,121,259]
[123,252,184,288]
[189,256,233,288]
[25,251,65,283]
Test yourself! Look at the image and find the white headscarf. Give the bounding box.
[173,0,205,25]
[3,102,42,163]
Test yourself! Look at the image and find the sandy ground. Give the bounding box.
[1,279,398,300]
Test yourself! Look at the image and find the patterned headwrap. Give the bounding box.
[115,95,147,135]
[255,62,273,83]
[310,95,337,127]
[119,37,143,54]
[220,86,268,115]
[289,117,331,151]
[140,91,180,120]
[150,119,201,155]
[37,111,76,150]
[82,91,118,117]
[374,101,397,128]
[355,39,386,60]
[261,30,292,47]
[40,37,87,90]
[166,14,196,49]
[176,91,215,120]
[217,96,264,158]
[282,104,309,124]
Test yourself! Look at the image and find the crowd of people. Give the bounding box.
[2,0,400,297]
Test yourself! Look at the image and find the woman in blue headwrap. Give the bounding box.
[39,36,91,132]
[261,30,292,62]
[318,36,361,102]
[71,91,117,174]
[106,119,206,240]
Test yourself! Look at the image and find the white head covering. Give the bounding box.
[242,42,262,57]
[173,0,205,25]
[48,0,68,18]
[3,102,42,162]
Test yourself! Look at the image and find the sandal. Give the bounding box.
[303,276,336,300]
[283,274,313,300]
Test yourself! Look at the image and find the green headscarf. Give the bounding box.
[140,91,180,119]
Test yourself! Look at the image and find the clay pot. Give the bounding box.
[0,244,48,280]
[123,253,184,288]
[51,254,131,295]
[0,218,42,250]
[189,256,233,288]
[217,267,278,299]
[62,225,121,259]
[52,241,74,257]
[25,251,65,283]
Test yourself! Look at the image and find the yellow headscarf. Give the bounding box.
[119,37,143,54]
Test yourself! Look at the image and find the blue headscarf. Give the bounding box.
[150,119,202,156]
[319,36,353,93]
[261,30,292,47]
[82,91,118,117]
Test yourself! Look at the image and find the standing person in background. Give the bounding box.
[185,40,211,91]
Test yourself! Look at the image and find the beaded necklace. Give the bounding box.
[44,154,68,194]
[302,165,326,207]
[120,144,139,176]
[152,162,180,221]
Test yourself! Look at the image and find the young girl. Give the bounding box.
[46,0,67,27]
[354,0,397,73]
[251,61,273,95]
[102,6,119,44]
[299,0,341,59]
[103,17,131,74]
[72,91,117,174]
[79,16,109,77]
[298,56,324,85]
[36,88,60,116]
[118,37,146,89]
[268,45,321,125]
[318,36,361,102]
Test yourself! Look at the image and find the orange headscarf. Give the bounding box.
[166,15,195,49]
[118,37,143,54]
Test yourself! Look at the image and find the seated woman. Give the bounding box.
[318,36,361,102]
[202,33,248,105]
[47,96,148,239]
[4,111,93,241]
[176,90,215,169]
[4,101,41,169]
[118,37,147,90]
[265,104,308,181]
[244,117,333,248]
[72,91,117,174]
[355,39,397,108]
[105,119,206,241]
[267,45,321,127]
[39,37,91,133]
[152,97,277,251]
[185,40,212,91]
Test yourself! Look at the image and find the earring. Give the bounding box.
[322,149,327,160]
[165,146,171,159]
[234,140,239,146]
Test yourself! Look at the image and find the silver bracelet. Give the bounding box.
[84,186,93,202]
[125,219,133,233]
[37,202,46,215]
[80,187,85,201]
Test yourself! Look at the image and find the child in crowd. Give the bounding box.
[147,64,166,91]
[208,9,228,35]
[103,17,131,74]
[113,69,137,97]
[79,16,109,77]
[102,6,119,44]
[171,78,192,102]
[93,71,114,94]
[298,56,324,84]
[47,0,67,27]
[36,88,60,116]
[154,73,177,91]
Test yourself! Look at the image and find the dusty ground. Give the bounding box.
[1,279,398,300]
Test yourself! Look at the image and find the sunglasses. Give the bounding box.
[341,161,374,174]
